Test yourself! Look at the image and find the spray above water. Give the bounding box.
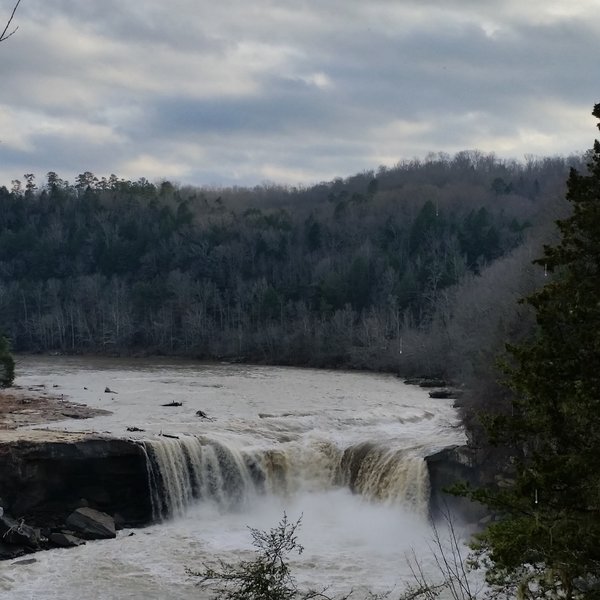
[141,436,265,519]
[4,358,466,599]
[139,433,432,521]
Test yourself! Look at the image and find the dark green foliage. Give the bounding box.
[0,335,15,387]
[409,200,439,254]
[0,154,577,368]
[459,208,501,268]
[463,104,600,599]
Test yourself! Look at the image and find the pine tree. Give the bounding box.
[465,104,600,599]
[0,334,15,387]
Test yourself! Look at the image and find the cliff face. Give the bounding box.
[0,432,152,528]
[425,444,488,522]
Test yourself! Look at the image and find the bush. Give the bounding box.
[187,514,356,600]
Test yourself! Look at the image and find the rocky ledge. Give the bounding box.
[425,444,488,523]
[0,431,152,559]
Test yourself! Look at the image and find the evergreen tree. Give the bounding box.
[465,104,600,599]
[0,334,15,387]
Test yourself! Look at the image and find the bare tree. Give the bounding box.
[0,0,21,43]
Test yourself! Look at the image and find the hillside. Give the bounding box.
[0,152,580,374]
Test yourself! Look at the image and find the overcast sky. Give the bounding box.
[0,0,598,188]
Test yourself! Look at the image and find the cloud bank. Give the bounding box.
[0,0,598,187]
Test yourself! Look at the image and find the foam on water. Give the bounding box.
[0,356,467,599]
[0,491,437,600]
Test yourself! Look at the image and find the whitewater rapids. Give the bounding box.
[0,356,466,599]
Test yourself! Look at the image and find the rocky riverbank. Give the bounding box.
[0,388,151,559]
[0,430,153,559]
[0,385,109,430]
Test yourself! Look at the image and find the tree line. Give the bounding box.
[188,105,600,600]
[0,152,580,372]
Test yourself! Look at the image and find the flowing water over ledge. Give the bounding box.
[0,356,466,599]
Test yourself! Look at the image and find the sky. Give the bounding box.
[0,0,599,189]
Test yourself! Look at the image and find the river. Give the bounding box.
[0,356,466,599]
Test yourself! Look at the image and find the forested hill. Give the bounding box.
[0,152,581,372]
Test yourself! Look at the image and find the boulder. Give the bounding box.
[50,532,86,547]
[13,558,37,565]
[0,514,41,549]
[0,541,25,560]
[429,389,464,399]
[65,507,116,540]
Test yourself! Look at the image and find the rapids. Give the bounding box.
[0,356,466,599]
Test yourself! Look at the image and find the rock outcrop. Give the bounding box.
[0,431,153,559]
[0,513,42,549]
[66,507,116,539]
[425,444,487,523]
[0,432,152,528]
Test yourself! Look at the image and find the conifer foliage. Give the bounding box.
[468,104,600,599]
[0,334,15,387]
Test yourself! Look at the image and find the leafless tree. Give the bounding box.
[0,0,21,43]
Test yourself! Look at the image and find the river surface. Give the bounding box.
[0,356,466,600]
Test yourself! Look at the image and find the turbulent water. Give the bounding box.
[0,356,465,600]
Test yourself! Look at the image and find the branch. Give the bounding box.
[0,0,22,43]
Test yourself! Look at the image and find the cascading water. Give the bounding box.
[2,357,467,599]
[139,434,433,520]
[140,436,267,519]
[337,442,430,509]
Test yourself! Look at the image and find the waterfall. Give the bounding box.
[337,442,430,513]
[139,435,432,521]
[140,435,266,520]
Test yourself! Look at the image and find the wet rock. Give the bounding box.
[0,514,41,549]
[65,507,116,540]
[13,557,37,565]
[126,426,145,432]
[104,387,117,394]
[425,445,486,522]
[161,401,182,407]
[0,541,25,560]
[50,532,86,547]
[0,435,153,528]
[429,389,464,399]
[195,410,208,418]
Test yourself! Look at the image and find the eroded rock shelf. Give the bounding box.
[0,431,152,559]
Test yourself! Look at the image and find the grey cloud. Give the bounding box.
[0,0,598,187]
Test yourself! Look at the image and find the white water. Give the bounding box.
[0,356,466,599]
